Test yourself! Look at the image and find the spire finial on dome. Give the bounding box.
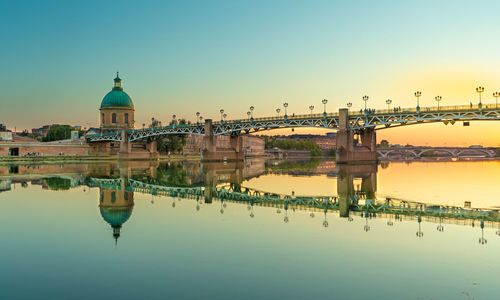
[113,72,122,90]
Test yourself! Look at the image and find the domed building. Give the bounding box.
[100,73,135,129]
[99,187,134,244]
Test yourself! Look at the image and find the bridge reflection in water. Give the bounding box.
[84,160,500,244]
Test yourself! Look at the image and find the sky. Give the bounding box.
[2,0,500,146]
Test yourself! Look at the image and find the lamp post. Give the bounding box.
[322,99,328,117]
[172,114,176,126]
[347,102,352,111]
[276,108,281,117]
[385,99,392,111]
[220,109,224,122]
[435,96,442,111]
[476,86,484,106]
[247,111,251,121]
[493,92,500,108]
[414,91,422,111]
[309,105,314,117]
[199,116,203,123]
[249,106,254,120]
[283,102,288,119]
[196,112,200,125]
[362,95,369,110]
[223,113,227,121]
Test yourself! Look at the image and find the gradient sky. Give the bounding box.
[2,0,500,145]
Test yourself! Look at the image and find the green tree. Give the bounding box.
[45,177,71,190]
[268,139,322,157]
[378,139,390,148]
[43,125,83,142]
[153,118,191,154]
[19,129,31,137]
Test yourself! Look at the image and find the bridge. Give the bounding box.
[377,146,497,159]
[86,103,500,162]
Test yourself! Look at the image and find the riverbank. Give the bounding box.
[0,154,202,165]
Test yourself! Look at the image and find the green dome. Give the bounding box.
[100,90,134,109]
[100,73,134,109]
[100,207,133,227]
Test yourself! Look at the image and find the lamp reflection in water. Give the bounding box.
[479,219,487,245]
[416,215,424,238]
[323,207,328,228]
[363,213,370,232]
[437,217,444,232]
[283,201,289,223]
[249,199,255,218]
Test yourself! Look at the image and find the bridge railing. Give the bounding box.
[220,112,342,125]
[355,103,499,116]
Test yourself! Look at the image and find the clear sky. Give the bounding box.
[2,0,500,146]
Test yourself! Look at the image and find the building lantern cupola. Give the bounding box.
[113,72,123,90]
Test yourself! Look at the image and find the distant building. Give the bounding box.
[31,125,52,137]
[276,134,337,150]
[0,132,13,142]
[0,123,12,141]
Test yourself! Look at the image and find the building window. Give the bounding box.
[125,113,129,124]
[112,113,117,123]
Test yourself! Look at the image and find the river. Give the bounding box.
[0,159,498,299]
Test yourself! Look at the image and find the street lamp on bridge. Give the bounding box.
[435,96,442,111]
[347,102,352,111]
[220,109,224,122]
[414,91,422,111]
[493,92,500,108]
[322,99,328,117]
[362,95,369,110]
[276,108,281,117]
[476,86,484,106]
[172,114,176,126]
[196,112,200,125]
[283,102,289,119]
[246,111,251,121]
[249,106,254,120]
[385,99,392,111]
[309,105,314,116]
[223,113,227,121]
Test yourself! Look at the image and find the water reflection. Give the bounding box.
[1,159,499,246]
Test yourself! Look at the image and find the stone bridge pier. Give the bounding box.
[336,108,377,163]
[201,119,244,162]
[118,129,159,160]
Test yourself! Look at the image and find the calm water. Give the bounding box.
[0,159,499,299]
